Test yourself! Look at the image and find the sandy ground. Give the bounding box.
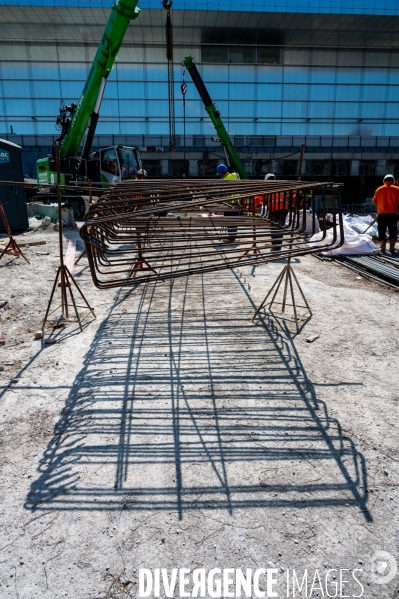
[0,224,398,599]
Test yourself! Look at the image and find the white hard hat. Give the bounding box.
[383,174,394,181]
[264,173,276,180]
[138,169,147,177]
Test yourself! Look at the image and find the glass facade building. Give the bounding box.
[0,0,398,195]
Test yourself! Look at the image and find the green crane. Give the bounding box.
[182,55,248,180]
[35,0,142,216]
[61,0,140,159]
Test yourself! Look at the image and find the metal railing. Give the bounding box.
[1,133,398,151]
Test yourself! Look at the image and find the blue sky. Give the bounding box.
[1,0,399,14]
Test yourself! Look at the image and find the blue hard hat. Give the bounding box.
[216,164,228,175]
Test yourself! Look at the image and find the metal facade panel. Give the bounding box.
[320,136,333,147]
[361,137,377,146]
[332,137,349,147]
[306,136,320,146]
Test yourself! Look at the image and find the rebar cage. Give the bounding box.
[79,179,344,289]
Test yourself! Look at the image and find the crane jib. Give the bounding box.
[183,55,248,180]
[60,0,141,159]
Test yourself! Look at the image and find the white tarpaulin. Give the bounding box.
[309,221,380,256]
[343,214,378,236]
[326,213,378,236]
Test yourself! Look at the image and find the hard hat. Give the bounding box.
[216,164,228,175]
[383,174,394,181]
[264,173,276,180]
[138,168,147,177]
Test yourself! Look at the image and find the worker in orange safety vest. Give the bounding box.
[254,173,294,216]
[254,173,292,252]
[372,174,399,253]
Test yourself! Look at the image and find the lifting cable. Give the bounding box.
[163,0,176,153]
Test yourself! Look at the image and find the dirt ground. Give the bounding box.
[0,224,398,599]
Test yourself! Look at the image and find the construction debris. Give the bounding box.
[17,240,47,248]
[27,202,76,228]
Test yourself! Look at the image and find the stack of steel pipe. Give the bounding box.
[79,179,344,289]
[336,255,399,288]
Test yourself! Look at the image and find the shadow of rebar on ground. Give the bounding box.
[26,265,370,521]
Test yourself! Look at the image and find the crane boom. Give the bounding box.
[60,0,140,159]
[34,0,142,217]
[182,55,248,180]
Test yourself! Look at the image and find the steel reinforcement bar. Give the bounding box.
[79,179,344,289]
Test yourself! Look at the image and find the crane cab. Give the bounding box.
[33,145,142,219]
[98,145,141,186]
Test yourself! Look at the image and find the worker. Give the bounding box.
[136,168,148,180]
[216,163,239,181]
[132,168,148,208]
[216,164,240,243]
[254,174,290,252]
[110,163,119,185]
[255,173,276,215]
[372,174,399,253]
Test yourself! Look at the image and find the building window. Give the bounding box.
[229,47,256,64]
[387,161,399,178]
[359,161,376,176]
[333,160,351,177]
[198,158,218,177]
[306,160,332,177]
[169,160,189,177]
[280,160,298,177]
[201,46,282,65]
[144,161,163,178]
[201,46,228,63]
[253,159,272,176]
[257,48,282,65]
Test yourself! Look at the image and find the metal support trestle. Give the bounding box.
[42,142,96,334]
[252,256,312,332]
[0,204,30,263]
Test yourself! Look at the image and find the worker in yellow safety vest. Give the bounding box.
[216,164,240,243]
[217,165,239,180]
